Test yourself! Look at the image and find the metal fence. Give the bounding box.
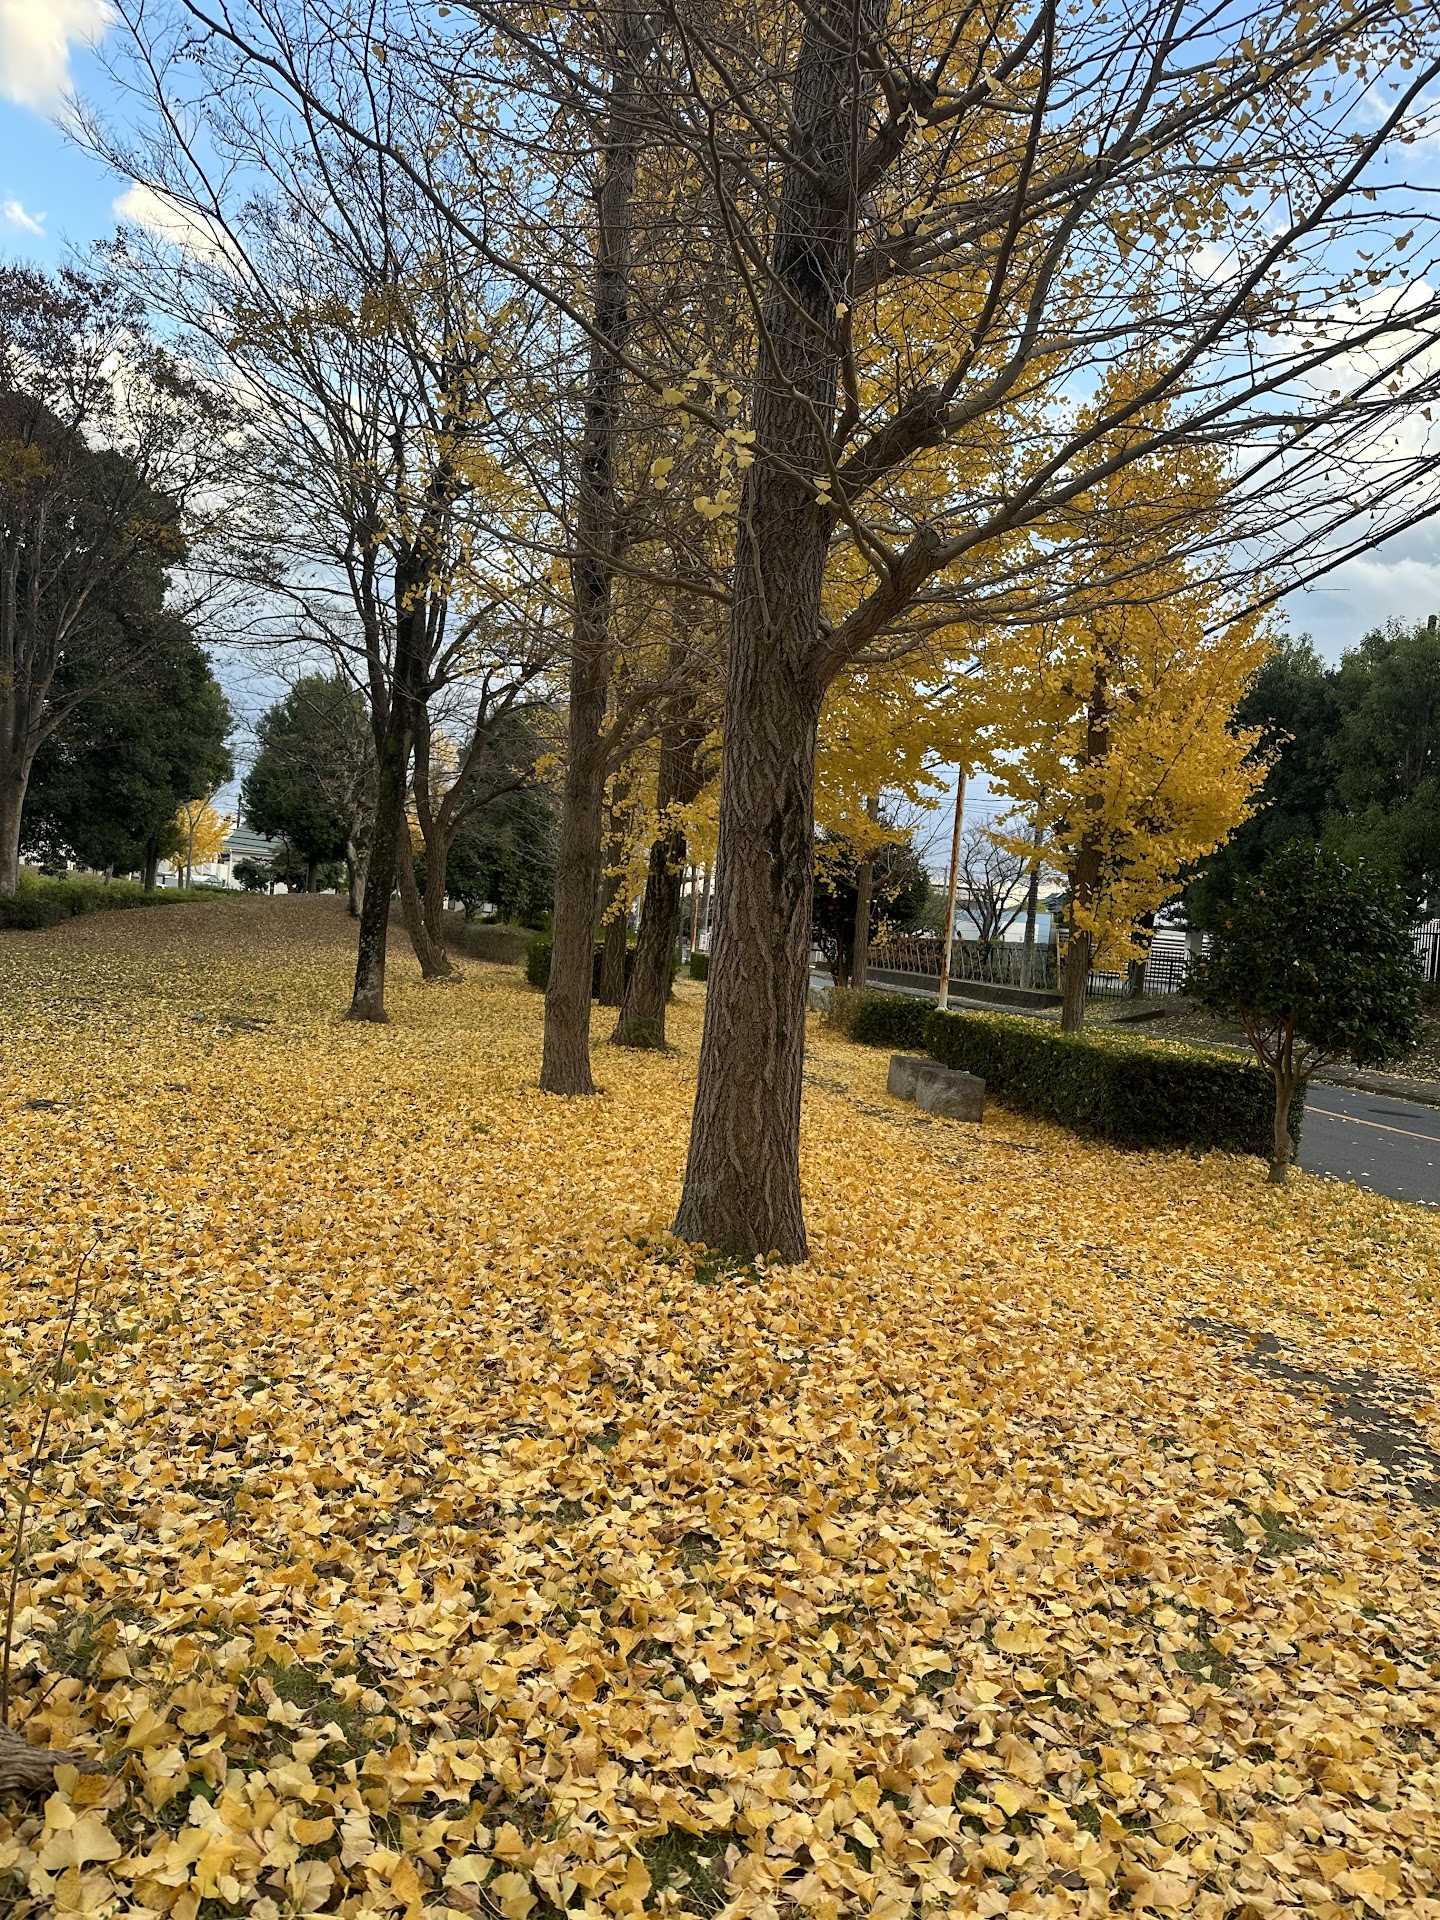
[1416,920,1440,985]
[867,934,1060,991]
[866,934,1199,999]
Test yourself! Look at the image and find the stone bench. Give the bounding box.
[887,1053,985,1121]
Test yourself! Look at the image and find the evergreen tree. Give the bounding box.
[22,614,232,887]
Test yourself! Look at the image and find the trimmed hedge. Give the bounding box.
[926,1007,1301,1155]
[452,921,536,965]
[825,984,931,1050]
[853,992,932,1050]
[688,950,709,981]
[0,874,215,931]
[526,935,676,1000]
[826,987,1299,1156]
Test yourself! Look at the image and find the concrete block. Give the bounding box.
[914,1064,985,1121]
[887,1054,931,1100]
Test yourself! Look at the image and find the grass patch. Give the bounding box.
[641,1829,732,1914]
[0,872,223,930]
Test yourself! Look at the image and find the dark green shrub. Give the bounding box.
[850,990,932,1051]
[0,874,214,931]
[822,985,932,1049]
[924,1008,1299,1156]
[822,986,859,1036]
[526,933,552,988]
[688,950,710,981]
[1191,840,1421,1182]
[525,935,658,998]
[454,922,534,965]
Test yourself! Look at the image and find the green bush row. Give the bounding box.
[452,921,537,965]
[527,935,671,999]
[826,987,1299,1155]
[0,874,216,931]
[825,984,931,1049]
[688,950,709,981]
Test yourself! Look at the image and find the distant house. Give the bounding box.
[155,824,285,889]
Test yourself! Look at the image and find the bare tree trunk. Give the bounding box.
[0,736,31,896]
[1061,926,1092,1031]
[674,656,824,1261]
[1126,909,1156,998]
[545,722,608,1090]
[675,0,875,1260]
[614,688,704,1048]
[422,825,453,957]
[1269,1074,1298,1184]
[397,825,451,980]
[851,798,879,991]
[143,835,160,895]
[612,831,680,1045]
[306,853,318,894]
[349,673,415,1022]
[598,902,628,1006]
[541,7,648,1095]
[1019,818,1043,987]
[1060,685,1108,1034]
[345,836,366,918]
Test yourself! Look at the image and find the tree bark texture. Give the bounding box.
[0,1722,98,1794]
[422,826,451,955]
[348,603,423,1020]
[345,840,366,918]
[349,711,410,1020]
[1060,926,1092,1032]
[851,798,879,992]
[598,902,628,1006]
[612,833,681,1045]
[675,0,881,1260]
[1269,1076,1297,1184]
[674,657,824,1260]
[0,768,22,894]
[1059,679,1109,1033]
[397,824,452,980]
[541,8,648,1094]
[614,681,706,1048]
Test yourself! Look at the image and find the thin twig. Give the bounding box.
[1,1235,102,1729]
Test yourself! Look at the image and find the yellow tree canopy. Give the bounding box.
[171,800,230,874]
[982,375,1273,964]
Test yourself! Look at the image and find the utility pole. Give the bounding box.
[851,794,880,990]
[936,768,967,1011]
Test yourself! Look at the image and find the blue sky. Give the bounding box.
[0,3,122,264]
[5,0,1440,819]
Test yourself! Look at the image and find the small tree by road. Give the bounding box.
[1191,841,1422,1185]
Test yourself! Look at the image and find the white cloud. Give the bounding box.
[113,182,236,268]
[2,196,44,235]
[1286,539,1440,661]
[0,0,114,112]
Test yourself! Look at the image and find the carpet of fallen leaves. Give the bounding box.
[2,897,1439,1920]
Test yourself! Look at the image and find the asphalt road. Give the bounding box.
[1300,1084,1440,1208]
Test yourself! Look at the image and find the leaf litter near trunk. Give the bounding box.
[1,897,1439,1917]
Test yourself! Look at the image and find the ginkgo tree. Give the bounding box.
[169,796,230,889]
[985,396,1275,1030]
[113,0,1440,1259]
